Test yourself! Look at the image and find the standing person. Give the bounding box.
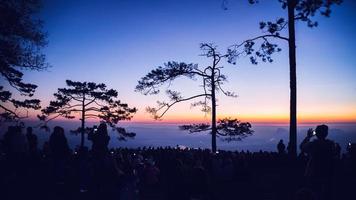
[88,123,111,196]
[300,125,336,200]
[26,127,38,155]
[334,143,341,160]
[3,126,28,155]
[88,123,110,158]
[277,139,286,154]
[3,126,28,176]
[25,127,40,189]
[49,126,69,184]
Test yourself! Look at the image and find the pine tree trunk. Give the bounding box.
[288,0,297,158]
[211,72,217,153]
[81,95,85,148]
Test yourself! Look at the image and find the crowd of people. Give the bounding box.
[0,123,355,200]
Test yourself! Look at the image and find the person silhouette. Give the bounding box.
[88,123,110,158]
[26,127,38,155]
[49,126,69,184]
[3,126,28,176]
[88,123,111,196]
[334,143,341,159]
[49,126,69,158]
[300,124,336,200]
[3,126,28,155]
[277,139,286,154]
[346,143,356,177]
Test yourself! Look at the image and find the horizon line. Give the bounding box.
[18,118,356,126]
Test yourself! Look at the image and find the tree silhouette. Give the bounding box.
[0,0,49,122]
[39,80,137,147]
[226,0,342,157]
[180,118,253,142]
[136,43,253,152]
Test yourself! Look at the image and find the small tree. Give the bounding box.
[136,43,253,152]
[226,0,342,157]
[39,80,137,147]
[0,0,49,122]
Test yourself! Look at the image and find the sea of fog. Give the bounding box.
[1,122,356,153]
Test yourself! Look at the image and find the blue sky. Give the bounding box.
[18,0,356,123]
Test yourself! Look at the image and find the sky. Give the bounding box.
[14,0,356,124]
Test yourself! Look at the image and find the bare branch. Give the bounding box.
[217,81,237,98]
[149,93,211,119]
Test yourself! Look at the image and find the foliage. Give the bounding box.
[136,43,252,144]
[0,0,49,122]
[180,118,253,142]
[136,44,236,119]
[225,0,342,156]
[39,80,137,141]
[226,0,342,65]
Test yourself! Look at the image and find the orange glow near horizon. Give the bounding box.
[127,105,356,124]
[33,112,354,125]
[30,116,354,126]
[129,114,356,124]
[24,102,356,125]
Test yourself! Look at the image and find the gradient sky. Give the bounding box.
[16,0,356,124]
